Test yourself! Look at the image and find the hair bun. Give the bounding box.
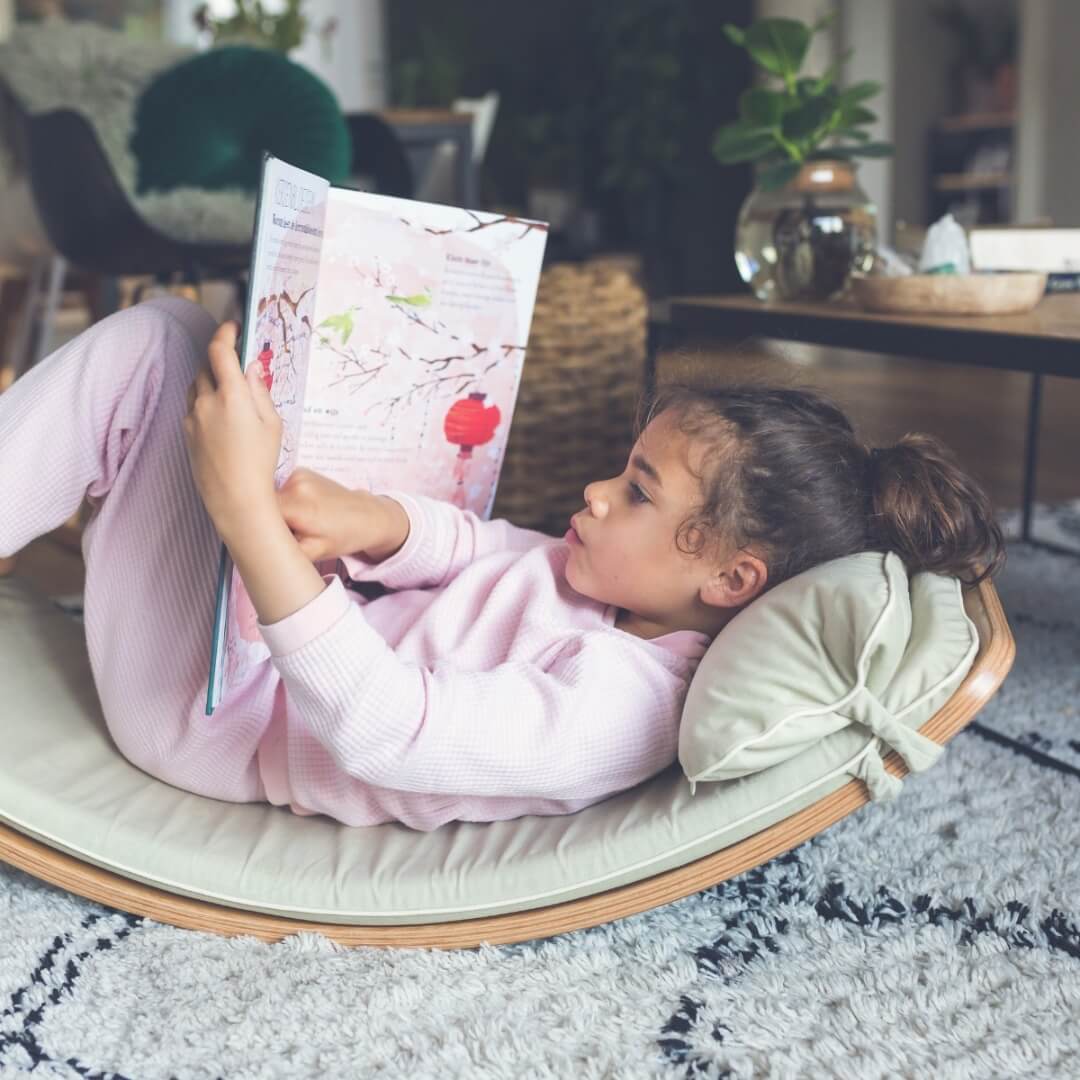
[867,433,1005,585]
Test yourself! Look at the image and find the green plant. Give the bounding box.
[390,25,466,107]
[518,105,589,187]
[712,13,893,191]
[193,0,329,54]
[590,1,694,195]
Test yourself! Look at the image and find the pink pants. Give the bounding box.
[0,297,273,802]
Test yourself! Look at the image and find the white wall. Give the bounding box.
[1015,0,1080,226]
[888,2,951,235]
[290,0,388,112]
[836,0,894,244]
[162,0,201,46]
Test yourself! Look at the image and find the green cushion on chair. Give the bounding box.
[130,45,351,195]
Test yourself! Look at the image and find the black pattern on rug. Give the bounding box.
[0,911,146,1079]
[655,715,1080,1078]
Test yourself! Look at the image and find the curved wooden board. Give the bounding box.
[0,578,1014,949]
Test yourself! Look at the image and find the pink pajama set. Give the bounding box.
[0,297,711,831]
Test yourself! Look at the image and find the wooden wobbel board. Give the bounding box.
[0,580,1014,950]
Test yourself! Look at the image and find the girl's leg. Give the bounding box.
[0,297,273,801]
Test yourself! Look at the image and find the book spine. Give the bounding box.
[1045,272,1080,294]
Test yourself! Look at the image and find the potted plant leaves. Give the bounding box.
[713,12,893,301]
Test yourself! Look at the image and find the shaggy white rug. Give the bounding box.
[1,528,1078,1079]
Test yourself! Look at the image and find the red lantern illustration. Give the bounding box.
[256,340,274,392]
[443,391,501,508]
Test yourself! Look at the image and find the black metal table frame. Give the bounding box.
[647,302,1079,558]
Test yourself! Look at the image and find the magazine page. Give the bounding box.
[206,154,330,715]
[295,190,548,518]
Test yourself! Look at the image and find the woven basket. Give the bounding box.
[491,259,647,536]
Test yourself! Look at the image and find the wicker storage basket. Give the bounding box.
[491,259,648,536]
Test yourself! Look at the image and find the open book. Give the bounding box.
[205,153,549,714]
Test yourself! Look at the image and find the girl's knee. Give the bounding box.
[137,296,217,356]
[142,295,217,340]
[99,297,217,389]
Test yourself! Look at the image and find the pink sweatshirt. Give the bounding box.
[254,491,712,830]
[0,295,709,834]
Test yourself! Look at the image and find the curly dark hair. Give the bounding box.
[635,381,1005,589]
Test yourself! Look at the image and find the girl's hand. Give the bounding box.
[183,321,283,539]
[277,467,409,564]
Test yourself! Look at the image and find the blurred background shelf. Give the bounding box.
[932,172,1012,191]
[936,111,1015,133]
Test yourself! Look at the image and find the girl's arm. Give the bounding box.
[339,490,559,592]
[221,503,328,627]
[182,322,332,626]
[259,598,685,801]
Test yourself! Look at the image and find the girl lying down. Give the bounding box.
[0,298,1004,831]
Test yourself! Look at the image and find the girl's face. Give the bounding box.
[565,411,726,633]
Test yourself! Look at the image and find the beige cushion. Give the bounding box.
[679,552,979,800]
[0,572,960,926]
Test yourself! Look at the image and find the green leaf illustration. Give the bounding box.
[319,312,354,345]
[386,293,433,307]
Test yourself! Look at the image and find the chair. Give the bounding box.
[411,93,500,205]
[0,575,1014,950]
[453,91,500,166]
[4,99,252,382]
[383,106,482,208]
[342,113,415,198]
[409,91,497,207]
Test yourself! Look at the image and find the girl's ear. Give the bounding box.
[700,552,768,610]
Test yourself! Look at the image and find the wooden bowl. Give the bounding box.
[849,272,1047,316]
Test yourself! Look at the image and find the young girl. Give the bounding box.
[0,297,1004,832]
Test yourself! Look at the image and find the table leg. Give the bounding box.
[1020,372,1043,543]
[458,132,478,208]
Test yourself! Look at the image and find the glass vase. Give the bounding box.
[734,160,877,302]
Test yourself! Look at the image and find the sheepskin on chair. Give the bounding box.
[0,17,257,261]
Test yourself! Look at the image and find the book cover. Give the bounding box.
[205,154,548,714]
[969,227,1080,273]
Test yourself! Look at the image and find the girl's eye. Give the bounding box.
[627,482,649,504]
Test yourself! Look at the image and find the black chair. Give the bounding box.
[3,89,254,378]
[22,108,253,281]
[342,113,415,198]
[4,96,415,379]
[13,100,416,278]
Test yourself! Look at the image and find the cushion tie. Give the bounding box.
[849,745,904,803]
[846,688,945,802]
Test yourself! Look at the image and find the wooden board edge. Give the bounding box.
[0,581,1015,949]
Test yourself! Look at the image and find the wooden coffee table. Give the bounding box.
[651,292,1080,554]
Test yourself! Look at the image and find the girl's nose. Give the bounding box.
[584,481,609,518]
